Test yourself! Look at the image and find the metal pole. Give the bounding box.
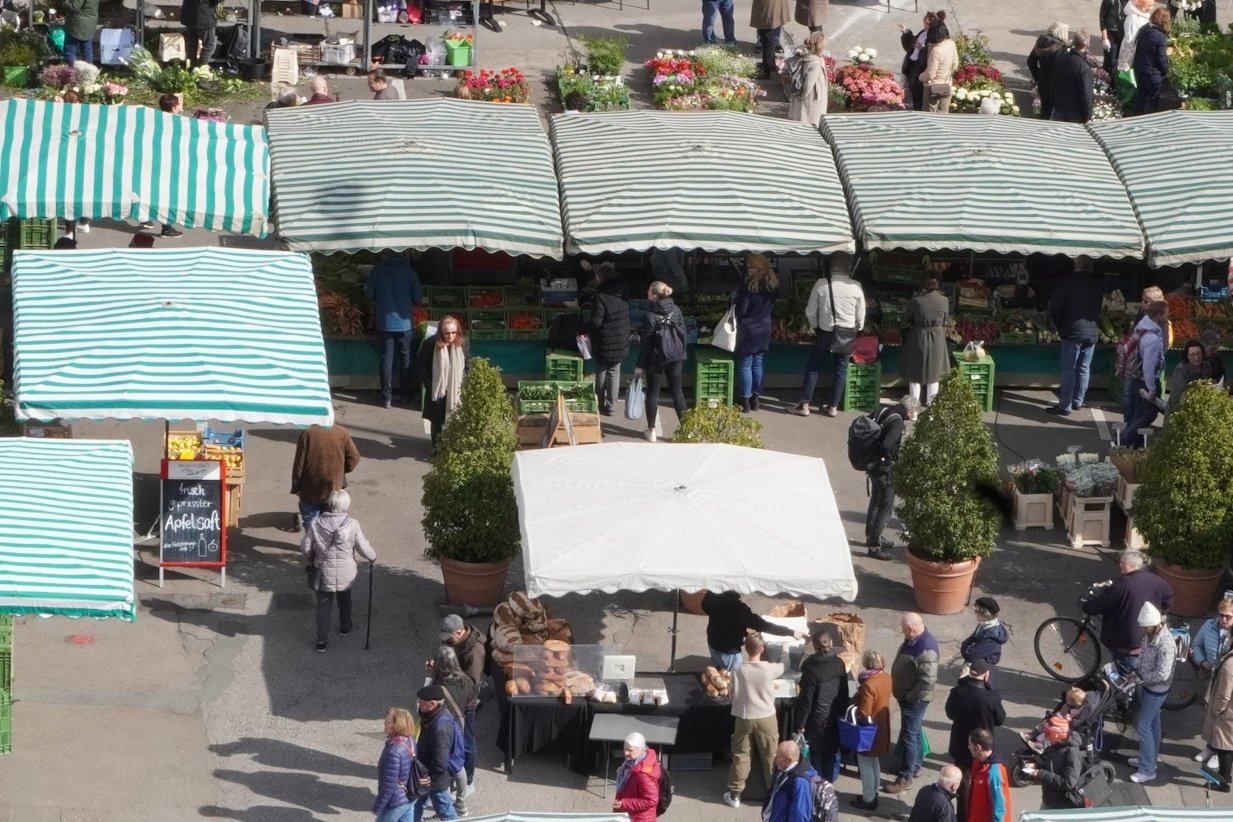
[668,589,680,674]
[364,561,374,650]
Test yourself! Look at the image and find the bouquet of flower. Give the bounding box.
[953,63,1003,90]
[834,64,905,111]
[952,86,1019,115]
[1010,460,1062,495]
[647,45,762,112]
[646,50,703,78]
[846,45,877,66]
[456,68,530,103]
[1176,0,1202,12]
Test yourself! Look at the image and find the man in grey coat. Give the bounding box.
[62,0,100,65]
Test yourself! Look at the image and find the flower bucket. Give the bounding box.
[2,66,31,89]
[446,41,472,68]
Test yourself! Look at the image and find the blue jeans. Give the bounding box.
[896,699,928,780]
[463,708,477,782]
[378,802,415,822]
[379,329,413,403]
[701,0,736,44]
[299,500,326,530]
[710,647,742,671]
[736,352,765,400]
[63,35,94,65]
[1058,338,1095,410]
[1135,686,1168,775]
[413,788,457,821]
[799,330,848,409]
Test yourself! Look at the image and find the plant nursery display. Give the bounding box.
[831,47,905,112]
[948,33,1018,116]
[556,35,631,112]
[456,67,531,103]
[645,46,765,112]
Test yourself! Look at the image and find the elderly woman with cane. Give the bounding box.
[302,489,376,653]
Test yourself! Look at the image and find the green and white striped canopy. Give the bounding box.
[822,112,1144,258]
[1090,111,1233,268]
[12,247,333,426]
[0,439,135,620]
[469,815,629,822]
[552,110,855,255]
[0,98,269,235]
[266,99,563,257]
[1020,808,1233,821]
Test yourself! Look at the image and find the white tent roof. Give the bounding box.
[1019,808,1232,822]
[512,442,857,600]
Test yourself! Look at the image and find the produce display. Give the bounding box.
[166,432,203,460]
[700,665,733,698]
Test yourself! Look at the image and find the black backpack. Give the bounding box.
[656,766,674,815]
[847,407,900,472]
[397,741,433,800]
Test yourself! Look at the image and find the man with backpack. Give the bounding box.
[414,684,464,821]
[1121,300,1169,447]
[849,396,919,560]
[762,739,837,822]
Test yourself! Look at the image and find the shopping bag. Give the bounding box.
[100,27,137,65]
[711,304,738,352]
[624,376,645,420]
[1115,69,1137,106]
[892,727,930,760]
[839,705,878,753]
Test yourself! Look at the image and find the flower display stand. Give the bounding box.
[1124,516,1147,550]
[1055,486,1073,524]
[1114,472,1140,511]
[1013,490,1053,531]
[1066,495,1113,549]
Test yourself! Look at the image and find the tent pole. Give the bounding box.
[668,589,680,674]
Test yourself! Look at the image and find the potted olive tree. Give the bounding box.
[1135,381,1233,616]
[893,370,1001,614]
[421,358,520,606]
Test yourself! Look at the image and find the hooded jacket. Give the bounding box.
[580,277,631,366]
[636,296,687,370]
[1037,735,1083,809]
[63,0,100,42]
[794,650,850,739]
[614,747,662,822]
[1118,1,1153,71]
[301,512,376,591]
[960,620,1011,666]
[1132,313,1167,387]
[969,752,1012,822]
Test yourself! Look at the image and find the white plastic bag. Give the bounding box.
[624,376,645,420]
[576,334,592,360]
[711,304,738,352]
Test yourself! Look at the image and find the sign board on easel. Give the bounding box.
[159,459,227,587]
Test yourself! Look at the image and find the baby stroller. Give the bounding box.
[1010,667,1127,808]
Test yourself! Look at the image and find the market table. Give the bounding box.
[590,714,679,797]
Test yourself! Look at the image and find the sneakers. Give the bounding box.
[882,777,913,794]
[850,797,878,811]
[160,226,183,238]
[139,220,156,230]
[315,641,327,653]
[822,405,838,417]
[787,403,810,416]
[1129,770,1156,784]
[722,792,741,808]
[381,398,392,409]
[642,429,657,443]
[463,781,476,799]
[867,545,893,561]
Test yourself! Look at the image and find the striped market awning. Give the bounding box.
[552,110,855,255]
[266,99,563,258]
[822,111,1144,259]
[0,439,135,620]
[1020,808,1233,822]
[1090,111,1233,268]
[0,98,269,235]
[12,247,334,426]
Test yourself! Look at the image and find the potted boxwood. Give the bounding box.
[893,370,1001,614]
[0,33,40,89]
[421,358,520,606]
[1134,381,1233,616]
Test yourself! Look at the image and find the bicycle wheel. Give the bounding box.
[1035,617,1101,683]
[1165,658,1200,710]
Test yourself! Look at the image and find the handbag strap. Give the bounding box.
[826,272,837,329]
[440,683,465,729]
[844,703,859,724]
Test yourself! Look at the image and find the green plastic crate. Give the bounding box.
[546,350,585,382]
[0,689,9,755]
[0,615,10,650]
[517,380,597,414]
[426,286,466,310]
[466,286,505,310]
[504,283,540,307]
[17,218,57,250]
[0,650,8,695]
[693,349,734,407]
[953,353,995,412]
[842,362,882,412]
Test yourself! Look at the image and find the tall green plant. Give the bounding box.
[672,404,763,447]
[421,358,520,563]
[579,35,628,76]
[1136,382,1233,569]
[893,371,1001,563]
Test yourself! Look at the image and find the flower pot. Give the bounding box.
[679,590,708,615]
[1012,489,1053,531]
[1153,560,1224,618]
[907,553,981,615]
[438,556,512,607]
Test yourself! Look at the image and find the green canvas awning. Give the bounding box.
[11,247,333,425]
[0,439,135,620]
[1020,808,1233,821]
[266,99,563,258]
[552,110,855,255]
[822,111,1144,259]
[0,98,269,236]
[469,815,629,821]
[1090,110,1233,268]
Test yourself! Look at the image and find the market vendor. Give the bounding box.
[702,590,806,671]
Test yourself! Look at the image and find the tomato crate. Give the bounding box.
[0,689,9,755]
[507,308,546,341]
[17,218,57,250]
[517,380,597,414]
[426,286,466,310]
[504,283,541,307]
[545,350,585,382]
[466,287,505,310]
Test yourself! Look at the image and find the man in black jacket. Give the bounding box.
[794,625,850,782]
[181,0,221,67]
[1051,31,1095,123]
[1047,256,1103,416]
[944,661,1006,820]
[702,590,804,671]
[580,262,630,416]
[417,684,464,820]
[909,765,961,822]
[866,395,918,560]
[1024,716,1083,809]
[1081,549,1174,671]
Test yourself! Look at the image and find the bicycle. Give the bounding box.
[1033,581,1199,710]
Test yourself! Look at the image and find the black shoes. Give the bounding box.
[160,226,183,238]
[850,797,879,811]
[315,641,327,653]
[750,394,759,411]
[1045,406,1071,416]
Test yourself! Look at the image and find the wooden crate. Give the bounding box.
[23,421,72,438]
[1067,495,1112,549]
[516,413,602,448]
[1013,490,1053,531]
[225,479,243,528]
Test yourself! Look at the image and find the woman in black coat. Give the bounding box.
[1027,22,1070,119]
[580,263,631,416]
[898,10,938,111]
[793,627,850,783]
[414,315,470,445]
[1133,8,1170,115]
[633,281,688,443]
[734,254,779,413]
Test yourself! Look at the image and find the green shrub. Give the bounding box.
[672,404,763,447]
[1136,381,1233,569]
[893,371,1001,563]
[421,358,520,563]
[579,35,628,76]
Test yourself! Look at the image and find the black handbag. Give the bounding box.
[827,274,860,355]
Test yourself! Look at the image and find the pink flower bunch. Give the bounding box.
[835,65,905,111]
[653,70,696,86]
[662,93,707,110]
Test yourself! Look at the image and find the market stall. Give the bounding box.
[265,99,563,257]
[0,98,270,235]
[1019,809,1231,822]
[551,110,854,255]
[1089,110,1233,269]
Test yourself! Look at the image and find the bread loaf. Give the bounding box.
[505,679,519,697]
[515,677,531,694]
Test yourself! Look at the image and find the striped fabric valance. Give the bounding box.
[0,98,269,235]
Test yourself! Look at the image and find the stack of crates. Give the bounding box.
[953,352,996,412]
[842,362,882,412]
[545,349,585,382]
[1,613,11,755]
[694,349,734,408]
[18,218,57,250]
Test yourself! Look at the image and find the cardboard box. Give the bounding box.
[341,2,363,17]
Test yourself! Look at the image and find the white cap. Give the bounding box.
[1138,601,1162,627]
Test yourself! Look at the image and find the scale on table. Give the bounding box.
[601,654,636,681]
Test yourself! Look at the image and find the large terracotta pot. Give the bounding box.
[679,590,708,615]
[1153,561,1224,617]
[907,553,982,615]
[439,557,512,607]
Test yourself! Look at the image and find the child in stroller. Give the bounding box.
[1019,686,1102,754]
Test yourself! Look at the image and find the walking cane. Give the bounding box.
[364,560,374,651]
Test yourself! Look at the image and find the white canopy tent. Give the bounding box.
[512,443,858,668]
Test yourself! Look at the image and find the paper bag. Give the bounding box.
[159,32,187,63]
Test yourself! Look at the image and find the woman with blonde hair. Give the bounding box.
[415,315,470,445]
[633,281,688,442]
[373,707,417,822]
[302,489,376,652]
[735,254,780,413]
[787,31,829,127]
[919,17,958,113]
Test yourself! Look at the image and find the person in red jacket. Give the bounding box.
[613,732,661,822]
[966,728,1011,822]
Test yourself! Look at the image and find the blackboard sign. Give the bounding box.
[160,459,227,568]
